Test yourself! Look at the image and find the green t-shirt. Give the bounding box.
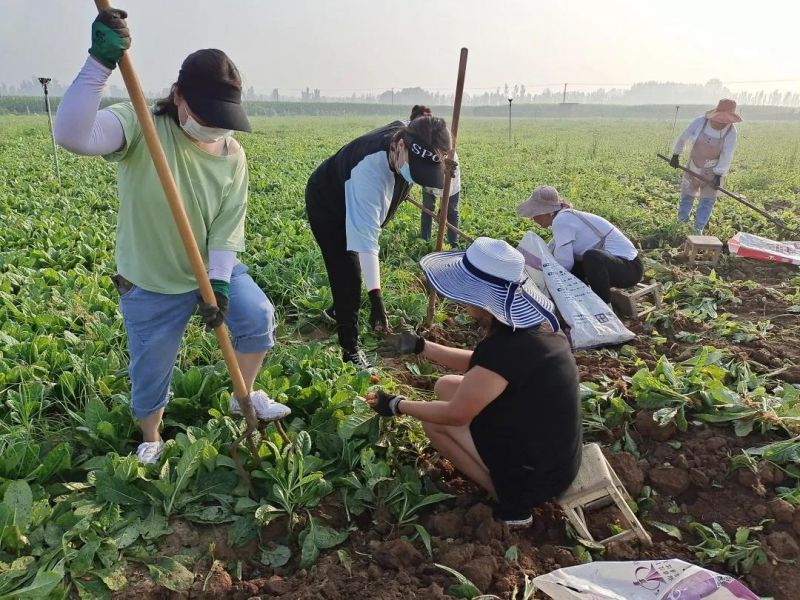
[104,102,247,294]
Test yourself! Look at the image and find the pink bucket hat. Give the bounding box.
[705,98,742,124]
[516,185,572,218]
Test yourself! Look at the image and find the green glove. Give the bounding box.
[89,8,131,69]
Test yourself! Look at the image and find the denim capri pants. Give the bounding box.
[118,263,275,419]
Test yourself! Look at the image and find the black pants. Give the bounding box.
[571,250,643,302]
[305,180,361,353]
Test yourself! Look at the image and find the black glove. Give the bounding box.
[198,280,229,331]
[713,174,722,188]
[379,331,425,356]
[669,154,681,168]
[368,289,390,333]
[89,8,131,70]
[370,391,404,417]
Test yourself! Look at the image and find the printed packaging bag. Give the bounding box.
[517,232,635,349]
[728,231,800,266]
[533,559,759,600]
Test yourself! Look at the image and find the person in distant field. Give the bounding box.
[54,9,290,465]
[517,186,642,302]
[670,99,742,233]
[372,237,580,528]
[305,116,453,369]
[409,105,463,247]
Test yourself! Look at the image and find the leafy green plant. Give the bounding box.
[689,521,768,574]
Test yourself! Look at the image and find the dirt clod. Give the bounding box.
[605,451,644,496]
[767,531,800,561]
[769,499,796,524]
[635,410,677,441]
[649,466,690,496]
[373,539,423,570]
[429,511,463,538]
[461,556,497,592]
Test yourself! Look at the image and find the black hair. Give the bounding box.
[409,104,432,120]
[392,116,452,158]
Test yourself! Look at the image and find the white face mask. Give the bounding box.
[179,103,232,143]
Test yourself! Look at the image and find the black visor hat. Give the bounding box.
[405,131,446,189]
[177,49,251,133]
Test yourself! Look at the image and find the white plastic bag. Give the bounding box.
[517,232,635,349]
[533,559,759,600]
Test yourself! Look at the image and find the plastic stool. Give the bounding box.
[609,282,662,318]
[684,235,723,266]
[558,444,652,546]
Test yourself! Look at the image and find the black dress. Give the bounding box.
[468,326,581,520]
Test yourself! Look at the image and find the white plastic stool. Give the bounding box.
[558,443,652,546]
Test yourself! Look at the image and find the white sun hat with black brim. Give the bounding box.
[420,237,559,331]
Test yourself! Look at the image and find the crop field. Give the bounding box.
[1,114,800,599]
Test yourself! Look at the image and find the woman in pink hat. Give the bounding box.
[670,99,742,233]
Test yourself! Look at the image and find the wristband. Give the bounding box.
[389,396,404,416]
[210,279,230,298]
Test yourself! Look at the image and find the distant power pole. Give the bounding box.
[507,98,513,143]
[562,83,568,104]
[38,77,61,190]
[391,88,394,105]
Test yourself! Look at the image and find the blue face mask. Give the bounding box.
[398,162,414,185]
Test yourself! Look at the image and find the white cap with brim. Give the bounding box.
[419,237,559,331]
[516,185,572,218]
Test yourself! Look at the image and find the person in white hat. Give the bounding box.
[370,237,581,528]
[516,186,642,302]
[670,98,742,233]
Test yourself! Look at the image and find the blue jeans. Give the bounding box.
[678,193,716,232]
[420,191,460,246]
[119,263,275,419]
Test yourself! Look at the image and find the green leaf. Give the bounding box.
[147,557,194,592]
[434,563,481,598]
[3,480,32,531]
[0,561,64,600]
[338,406,375,441]
[260,544,291,567]
[228,515,258,548]
[111,520,141,549]
[70,537,101,577]
[414,524,433,558]
[166,440,205,514]
[35,443,72,483]
[312,524,349,550]
[646,520,683,540]
[94,471,151,506]
[504,544,519,562]
[337,549,352,576]
[299,527,319,569]
[140,510,171,540]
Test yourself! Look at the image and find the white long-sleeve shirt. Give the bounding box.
[551,210,638,272]
[673,116,738,175]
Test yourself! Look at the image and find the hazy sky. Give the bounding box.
[2,0,798,96]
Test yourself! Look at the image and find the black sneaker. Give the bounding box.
[342,349,373,370]
[322,306,337,324]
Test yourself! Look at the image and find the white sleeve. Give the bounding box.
[207,250,237,283]
[54,56,125,156]
[714,127,738,175]
[344,158,389,255]
[672,117,702,156]
[358,252,381,292]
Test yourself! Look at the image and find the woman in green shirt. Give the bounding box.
[54,8,290,465]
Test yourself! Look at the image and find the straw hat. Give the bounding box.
[419,237,559,331]
[516,185,572,218]
[705,99,742,124]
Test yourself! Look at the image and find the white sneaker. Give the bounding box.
[136,440,164,465]
[230,390,291,421]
